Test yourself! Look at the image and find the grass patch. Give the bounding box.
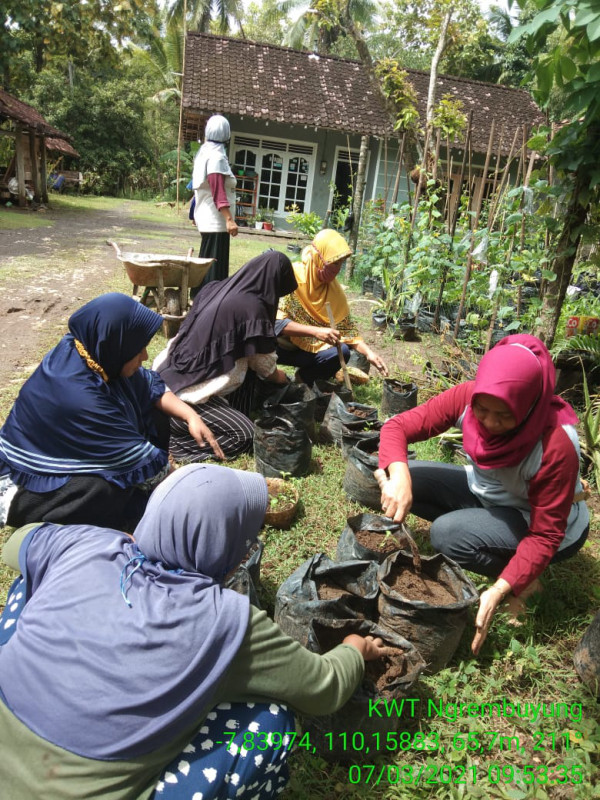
[0,209,53,229]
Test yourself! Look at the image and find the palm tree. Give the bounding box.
[167,0,246,36]
[275,0,376,53]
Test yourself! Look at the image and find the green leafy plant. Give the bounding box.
[285,205,323,237]
[581,363,600,487]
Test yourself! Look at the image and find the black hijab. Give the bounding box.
[158,250,297,393]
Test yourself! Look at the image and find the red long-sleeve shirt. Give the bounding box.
[379,382,581,595]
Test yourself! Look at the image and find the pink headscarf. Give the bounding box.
[462,334,578,469]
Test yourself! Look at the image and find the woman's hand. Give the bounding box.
[313,326,341,346]
[157,392,225,460]
[378,462,412,523]
[471,579,511,656]
[187,414,225,460]
[226,218,238,237]
[354,341,389,377]
[267,367,290,384]
[343,634,391,661]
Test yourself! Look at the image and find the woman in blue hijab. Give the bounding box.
[0,293,223,530]
[0,464,385,799]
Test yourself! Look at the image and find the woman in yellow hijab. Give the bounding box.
[276,229,388,385]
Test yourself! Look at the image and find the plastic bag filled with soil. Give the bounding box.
[312,379,352,423]
[343,436,382,510]
[262,382,317,440]
[337,513,416,564]
[320,393,378,446]
[377,550,478,675]
[224,540,264,608]
[274,553,379,647]
[254,416,312,478]
[300,618,425,762]
[380,379,418,419]
[340,419,383,458]
[573,611,600,695]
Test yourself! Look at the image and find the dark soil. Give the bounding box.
[386,566,457,605]
[346,405,374,418]
[316,579,352,601]
[355,529,400,555]
[365,654,407,694]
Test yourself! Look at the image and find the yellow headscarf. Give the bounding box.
[278,229,359,353]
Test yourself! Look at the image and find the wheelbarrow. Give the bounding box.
[107,241,214,338]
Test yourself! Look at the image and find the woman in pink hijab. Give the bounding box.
[377,335,589,656]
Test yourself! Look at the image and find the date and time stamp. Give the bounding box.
[214,698,590,790]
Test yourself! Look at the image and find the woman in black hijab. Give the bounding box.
[155,250,297,462]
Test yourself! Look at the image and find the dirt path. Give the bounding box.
[0,202,199,398]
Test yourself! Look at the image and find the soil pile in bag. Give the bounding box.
[313,379,352,423]
[224,540,264,608]
[262,382,316,440]
[254,416,312,478]
[340,419,383,458]
[274,553,379,647]
[301,618,425,762]
[343,436,381,510]
[573,611,600,694]
[377,550,478,674]
[320,393,378,446]
[337,513,415,563]
[380,379,418,419]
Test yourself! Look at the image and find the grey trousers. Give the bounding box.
[409,461,588,578]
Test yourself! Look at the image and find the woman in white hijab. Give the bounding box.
[192,114,238,287]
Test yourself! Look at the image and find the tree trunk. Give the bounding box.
[345,135,369,281]
[534,171,589,347]
[426,10,452,128]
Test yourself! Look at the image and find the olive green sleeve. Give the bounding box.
[215,606,364,716]
[2,524,41,572]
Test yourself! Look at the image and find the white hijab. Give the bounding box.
[192,114,234,188]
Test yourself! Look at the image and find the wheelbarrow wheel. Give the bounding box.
[162,289,182,339]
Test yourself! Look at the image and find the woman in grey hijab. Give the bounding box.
[0,463,387,800]
[192,114,238,287]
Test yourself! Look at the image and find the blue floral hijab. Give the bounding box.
[0,464,268,759]
[0,293,167,492]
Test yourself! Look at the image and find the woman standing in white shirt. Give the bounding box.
[192,114,238,287]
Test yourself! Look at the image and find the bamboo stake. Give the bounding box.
[487,126,520,231]
[453,119,496,339]
[391,134,406,207]
[433,114,473,331]
[325,302,353,393]
[383,135,389,214]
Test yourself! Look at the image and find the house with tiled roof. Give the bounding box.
[183,33,544,229]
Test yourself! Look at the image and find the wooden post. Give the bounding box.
[29,129,41,203]
[40,135,48,203]
[15,126,27,207]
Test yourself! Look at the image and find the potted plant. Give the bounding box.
[262,208,275,231]
[248,213,263,230]
[255,208,268,229]
[264,477,300,528]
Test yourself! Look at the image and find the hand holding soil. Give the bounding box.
[343,634,391,661]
